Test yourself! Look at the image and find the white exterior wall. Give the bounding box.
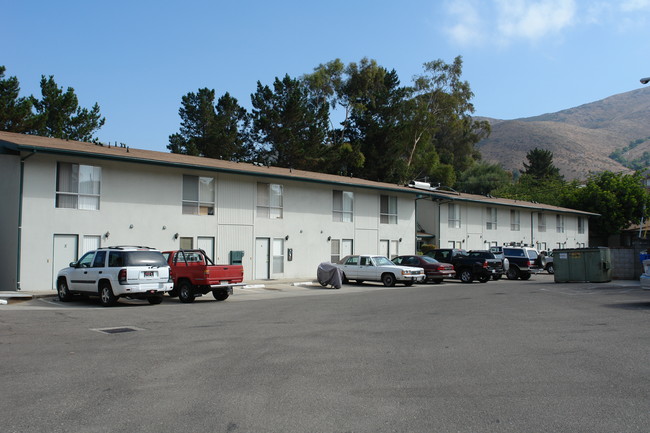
[417,198,590,252]
[17,154,418,291]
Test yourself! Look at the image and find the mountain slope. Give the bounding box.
[476,87,650,180]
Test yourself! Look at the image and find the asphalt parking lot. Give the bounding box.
[2,274,649,432]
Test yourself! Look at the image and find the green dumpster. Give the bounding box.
[553,247,611,283]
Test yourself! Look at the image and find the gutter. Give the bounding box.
[17,150,36,290]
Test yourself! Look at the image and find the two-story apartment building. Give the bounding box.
[0,132,420,292]
[0,132,597,292]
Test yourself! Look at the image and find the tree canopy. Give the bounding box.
[0,66,104,141]
[169,56,490,184]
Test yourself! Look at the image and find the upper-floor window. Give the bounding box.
[380,195,397,224]
[578,216,585,234]
[538,213,546,232]
[556,214,565,233]
[448,203,461,228]
[333,190,354,222]
[257,182,283,219]
[486,207,497,230]
[56,162,101,210]
[182,175,214,215]
[510,210,521,231]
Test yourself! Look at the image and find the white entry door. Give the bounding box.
[255,238,270,279]
[52,234,78,290]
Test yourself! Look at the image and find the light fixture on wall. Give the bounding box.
[327,236,331,241]
[129,224,134,229]
[399,238,402,242]
[174,233,179,240]
[285,235,289,241]
[162,226,167,230]
[104,231,110,239]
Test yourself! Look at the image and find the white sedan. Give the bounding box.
[335,255,426,286]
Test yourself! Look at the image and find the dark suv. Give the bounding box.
[491,246,545,280]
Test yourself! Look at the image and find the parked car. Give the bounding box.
[56,246,173,306]
[491,246,545,280]
[392,255,455,283]
[540,250,554,274]
[467,250,505,280]
[426,249,494,283]
[335,255,426,287]
[163,249,245,303]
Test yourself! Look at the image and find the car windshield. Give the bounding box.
[372,256,393,266]
[124,251,167,267]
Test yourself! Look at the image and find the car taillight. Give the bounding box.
[526,259,531,267]
[118,269,127,284]
[204,269,210,277]
[483,261,488,268]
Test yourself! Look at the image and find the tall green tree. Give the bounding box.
[521,147,563,181]
[0,66,36,133]
[31,75,105,141]
[456,161,512,195]
[562,171,650,237]
[250,74,329,171]
[168,89,253,161]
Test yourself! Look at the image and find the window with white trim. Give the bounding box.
[556,214,565,233]
[56,162,101,210]
[538,213,546,232]
[272,238,284,273]
[578,216,585,234]
[257,183,283,219]
[448,203,461,228]
[333,190,354,222]
[510,210,520,231]
[486,207,497,230]
[182,175,215,215]
[380,195,397,224]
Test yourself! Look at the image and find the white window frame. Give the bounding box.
[182,175,215,215]
[56,162,101,210]
[257,183,283,219]
[510,210,521,231]
[486,207,497,230]
[538,213,546,232]
[578,216,585,234]
[272,238,284,274]
[380,195,397,224]
[448,203,461,229]
[333,190,354,222]
[556,214,565,233]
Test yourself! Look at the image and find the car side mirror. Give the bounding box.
[69,261,78,268]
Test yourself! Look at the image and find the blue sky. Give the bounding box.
[4,0,650,151]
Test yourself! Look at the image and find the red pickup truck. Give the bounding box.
[163,250,245,303]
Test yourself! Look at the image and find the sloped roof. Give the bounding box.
[0,131,597,216]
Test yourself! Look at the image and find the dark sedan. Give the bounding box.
[392,255,456,283]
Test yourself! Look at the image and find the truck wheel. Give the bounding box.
[506,267,519,280]
[148,295,163,305]
[57,279,73,302]
[459,270,474,283]
[99,283,117,307]
[521,272,532,280]
[213,290,229,301]
[178,281,195,303]
[546,263,554,274]
[382,273,396,287]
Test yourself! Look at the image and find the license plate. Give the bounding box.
[144,271,155,277]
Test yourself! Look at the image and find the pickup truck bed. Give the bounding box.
[163,250,245,303]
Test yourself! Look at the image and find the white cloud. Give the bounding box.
[444,0,577,46]
[620,0,650,12]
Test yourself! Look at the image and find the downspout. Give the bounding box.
[17,150,36,290]
[531,212,535,249]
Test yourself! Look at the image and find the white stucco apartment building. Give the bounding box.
[0,132,596,292]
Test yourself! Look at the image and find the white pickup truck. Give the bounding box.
[335,255,425,286]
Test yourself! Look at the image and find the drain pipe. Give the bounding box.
[17,150,36,290]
